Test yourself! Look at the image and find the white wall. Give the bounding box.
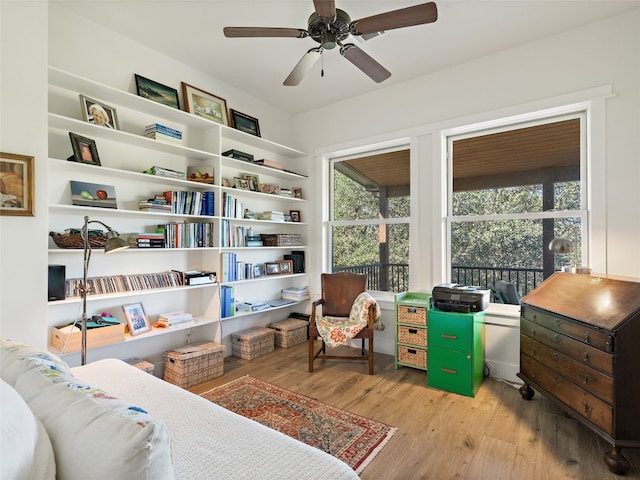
[0,1,49,347]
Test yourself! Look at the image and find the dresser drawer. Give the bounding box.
[522,305,614,353]
[397,305,428,326]
[428,311,472,350]
[397,345,427,369]
[521,319,613,375]
[397,325,427,347]
[520,355,613,436]
[521,335,614,404]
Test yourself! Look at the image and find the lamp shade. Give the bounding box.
[548,237,573,254]
[104,230,129,253]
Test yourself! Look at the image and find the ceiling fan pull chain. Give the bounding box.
[321,49,325,77]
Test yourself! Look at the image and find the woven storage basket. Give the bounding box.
[397,305,428,326]
[231,327,275,360]
[397,345,427,369]
[49,231,107,249]
[163,342,224,388]
[268,318,308,348]
[397,325,427,347]
[260,233,303,247]
[124,357,155,375]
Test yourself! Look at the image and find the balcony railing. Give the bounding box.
[334,263,544,298]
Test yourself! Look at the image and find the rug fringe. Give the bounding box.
[354,426,398,475]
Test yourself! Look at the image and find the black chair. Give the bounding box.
[493,280,520,305]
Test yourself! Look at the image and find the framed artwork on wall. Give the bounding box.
[134,74,179,109]
[181,82,228,125]
[229,109,260,137]
[0,152,34,216]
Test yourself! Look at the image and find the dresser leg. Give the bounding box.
[519,383,535,400]
[604,445,630,475]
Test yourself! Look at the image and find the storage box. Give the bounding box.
[397,345,428,369]
[124,357,155,374]
[397,305,428,326]
[163,342,224,388]
[397,325,427,347]
[50,323,125,353]
[231,327,275,360]
[268,318,308,348]
[260,233,303,247]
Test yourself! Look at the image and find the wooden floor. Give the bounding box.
[190,342,640,480]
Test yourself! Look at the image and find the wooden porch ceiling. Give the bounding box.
[339,118,580,192]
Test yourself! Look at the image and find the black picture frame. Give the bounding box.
[229,109,261,137]
[79,94,120,129]
[68,132,101,166]
[134,74,180,109]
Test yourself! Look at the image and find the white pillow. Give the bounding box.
[1,339,174,480]
[1,378,56,479]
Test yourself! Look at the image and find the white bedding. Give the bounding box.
[72,359,359,480]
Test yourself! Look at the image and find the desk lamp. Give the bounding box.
[548,236,591,274]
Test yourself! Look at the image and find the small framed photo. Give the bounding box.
[234,177,250,190]
[265,262,281,275]
[0,152,34,216]
[292,187,303,199]
[134,74,180,109]
[253,264,264,278]
[70,180,117,209]
[229,109,261,137]
[79,94,119,129]
[68,132,101,166]
[122,302,151,336]
[242,173,260,192]
[260,183,280,195]
[290,210,301,222]
[222,178,232,187]
[181,82,228,125]
[278,260,294,275]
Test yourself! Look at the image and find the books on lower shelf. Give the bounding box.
[156,311,195,328]
[142,165,186,180]
[281,286,310,301]
[145,123,183,145]
[64,270,187,298]
[220,285,235,318]
[152,190,215,216]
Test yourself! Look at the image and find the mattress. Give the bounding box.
[72,359,359,480]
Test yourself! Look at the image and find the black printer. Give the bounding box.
[431,283,490,313]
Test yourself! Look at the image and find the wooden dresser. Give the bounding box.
[518,273,640,475]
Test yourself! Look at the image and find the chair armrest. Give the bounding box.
[366,304,376,329]
[312,299,325,307]
[310,299,324,327]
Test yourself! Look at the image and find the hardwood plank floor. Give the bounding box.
[190,343,640,479]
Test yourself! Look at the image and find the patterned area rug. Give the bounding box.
[201,375,397,474]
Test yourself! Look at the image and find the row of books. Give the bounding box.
[145,123,183,145]
[143,190,215,216]
[220,285,235,318]
[65,270,184,298]
[142,165,187,180]
[221,252,270,282]
[160,222,216,248]
[220,220,252,248]
[221,192,246,219]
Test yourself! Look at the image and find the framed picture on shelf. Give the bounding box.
[68,132,101,166]
[242,173,260,192]
[260,183,280,195]
[122,302,151,336]
[181,82,228,125]
[0,152,34,217]
[70,180,117,209]
[79,94,119,129]
[253,264,264,278]
[134,74,180,109]
[292,187,303,199]
[222,178,232,187]
[290,210,301,222]
[229,109,261,137]
[265,262,281,275]
[234,177,250,190]
[278,260,294,274]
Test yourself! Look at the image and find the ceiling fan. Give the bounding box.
[223,1,438,86]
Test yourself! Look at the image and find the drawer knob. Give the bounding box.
[408,308,417,314]
[554,334,561,343]
[531,328,536,337]
[531,347,537,356]
[408,328,418,334]
[553,352,559,361]
[584,374,590,384]
[441,334,457,340]
[583,352,591,363]
[584,332,591,343]
[583,402,591,414]
[441,368,457,375]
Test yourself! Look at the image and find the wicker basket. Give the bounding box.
[397,345,427,369]
[49,231,107,249]
[397,305,428,326]
[268,318,308,348]
[231,327,275,360]
[397,325,427,347]
[163,342,224,388]
[260,233,303,247]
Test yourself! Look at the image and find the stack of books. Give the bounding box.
[281,286,310,302]
[142,165,186,180]
[156,311,195,328]
[256,211,285,222]
[176,270,216,286]
[246,235,263,247]
[133,232,166,248]
[139,194,172,213]
[254,158,282,169]
[236,301,269,313]
[145,123,183,145]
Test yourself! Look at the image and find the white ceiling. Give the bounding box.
[54,1,640,115]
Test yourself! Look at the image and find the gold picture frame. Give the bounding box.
[122,302,151,336]
[181,82,229,125]
[0,152,35,216]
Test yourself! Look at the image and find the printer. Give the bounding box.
[431,283,490,313]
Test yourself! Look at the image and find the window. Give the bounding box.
[329,148,410,293]
[447,115,587,301]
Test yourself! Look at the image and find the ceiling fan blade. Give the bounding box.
[340,44,391,83]
[350,2,438,36]
[284,49,322,86]
[224,27,308,38]
[313,0,336,19]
